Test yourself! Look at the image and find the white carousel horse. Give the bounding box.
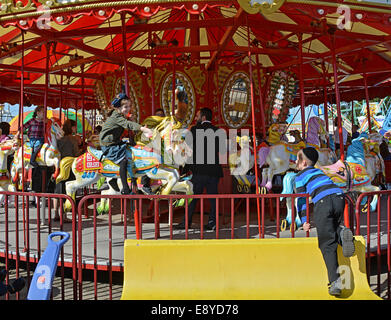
[280,132,381,231]
[11,118,64,189]
[0,134,21,203]
[56,116,193,212]
[258,117,336,191]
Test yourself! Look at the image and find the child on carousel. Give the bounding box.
[99,93,153,195]
[24,106,45,168]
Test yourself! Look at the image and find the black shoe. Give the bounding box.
[340,226,355,257]
[30,161,39,168]
[174,222,192,230]
[121,188,132,195]
[0,269,7,284]
[141,186,153,195]
[108,179,120,192]
[7,278,25,294]
[205,223,216,231]
[328,278,342,296]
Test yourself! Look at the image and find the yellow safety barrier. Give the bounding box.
[121,236,381,300]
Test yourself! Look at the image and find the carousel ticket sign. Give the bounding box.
[238,0,286,14]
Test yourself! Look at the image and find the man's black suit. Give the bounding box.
[183,121,224,228]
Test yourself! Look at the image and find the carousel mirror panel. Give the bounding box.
[266,70,297,125]
[221,72,251,128]
[160,72,195,128]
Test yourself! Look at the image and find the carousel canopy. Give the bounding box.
[0,0,391,113]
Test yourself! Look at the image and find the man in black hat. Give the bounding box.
[294,147,355,297]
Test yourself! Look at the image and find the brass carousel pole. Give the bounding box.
[19,31,25,194]
[247,16,262,238]
[149,32,156,115]
[16,28,25,287]
[331,34,345,161]
[81,64,86,148]
[322,61,330,147]
[298,34,306,138]
[255,54,266,139]
[363,70,372,134]
[121,12,130,97]
[172,54,176,117]
[60,73,63,124]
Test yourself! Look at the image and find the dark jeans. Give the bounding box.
[313,193,345,283]
[185,175,220,226]
[141,175,151,187]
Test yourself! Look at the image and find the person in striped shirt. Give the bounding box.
[294,147,355,296]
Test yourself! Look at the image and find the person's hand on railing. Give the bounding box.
[302,222,311,232]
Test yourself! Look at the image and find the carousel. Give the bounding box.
[0,0,390,300]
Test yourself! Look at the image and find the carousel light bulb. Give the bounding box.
[98,10,105,16]
[192,4,199,10]
[19,20,27,26]
[317,8,324,15]
[46,0,53,6]
[56,16,63,22]
[356,13,363,20]
[144,6,150,13]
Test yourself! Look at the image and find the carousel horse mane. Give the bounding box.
[346,133,368,167]
[267,123,286,145]
[135,115,182,143]
[44,117,62,145]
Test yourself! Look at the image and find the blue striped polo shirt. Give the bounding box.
[294,166,343,213]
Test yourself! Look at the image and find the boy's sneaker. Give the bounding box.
[141,186,153,195]
[328,278,342,296]
[340,226,355,257]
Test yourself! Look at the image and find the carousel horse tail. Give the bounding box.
[257,147,270,168]
[56,157,75,184]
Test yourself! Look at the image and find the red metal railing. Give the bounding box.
[0,191,77,300]
[353,190,391,299]
[2,188,391,300]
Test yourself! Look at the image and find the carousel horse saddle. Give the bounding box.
[87,146,104,162]
[85,146,137,177]
[316,160,370,189]
[85,146,120,174]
